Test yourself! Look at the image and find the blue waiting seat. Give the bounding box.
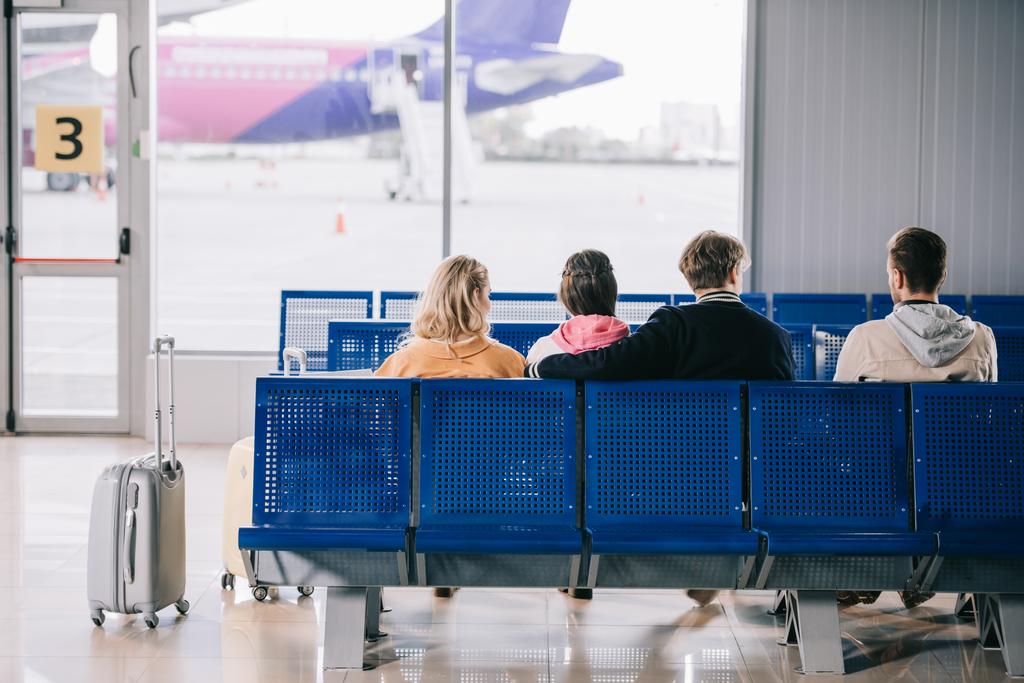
[239,377,413,584]
[741,292,769,317]
[489,292,565,321]
[490,322,559,357]
[327,321,408,371]
[614,294,672,323]
[971,295,1024,326]
[279,290,374,371]
[781,324,815,380]
[380,291,418,320]
[993,327,1024,382]
[871,293,968,319]
[911,382,1024,676]
[415,379,583,587]
[772,293,868,325]
[239,376,413,669]
[813,324,856,381]
[748,382,934,674]
[670,293,767,316]
[583,381,756,589]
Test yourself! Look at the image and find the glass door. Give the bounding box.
[5,1,148,432]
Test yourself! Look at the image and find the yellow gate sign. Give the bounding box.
[34,105,105,173]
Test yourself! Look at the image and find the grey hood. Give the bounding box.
[885,302,976,368]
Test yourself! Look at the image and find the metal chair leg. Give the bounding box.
[323,587,368,670]
[780,590,845,675]
[978,594,1024,677]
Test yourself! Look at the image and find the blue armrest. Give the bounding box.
[590,526,759,555]
[415,525,583,554]
[238,526,407,552]
[758,530,936,557]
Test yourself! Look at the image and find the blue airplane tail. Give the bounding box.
[416,0,571,46]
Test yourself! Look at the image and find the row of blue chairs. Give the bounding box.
[280,290,1024,371]
[315,319,1024,383]
[238,378,1024,675]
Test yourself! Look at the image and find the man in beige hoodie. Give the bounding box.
[833,227,997,383]
[833,227,997,610]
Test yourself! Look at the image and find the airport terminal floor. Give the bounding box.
[0,436,1015,682]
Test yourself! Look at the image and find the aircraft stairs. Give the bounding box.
[373,73,473,202]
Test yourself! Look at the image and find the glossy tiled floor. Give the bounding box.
[0,436,1015,682]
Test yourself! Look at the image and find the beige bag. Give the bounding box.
[220,436,254,587]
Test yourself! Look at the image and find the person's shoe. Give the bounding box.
[686,589,719,607]
[433,587,457,598]
[899,590,936,609]
[568,588,593,600]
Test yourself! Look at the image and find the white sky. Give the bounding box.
[176,0,744,139]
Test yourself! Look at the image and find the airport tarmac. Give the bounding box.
[17,156,737,412]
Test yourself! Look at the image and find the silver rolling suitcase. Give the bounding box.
[87,335,189,628]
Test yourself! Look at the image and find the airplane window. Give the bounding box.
[165,66,177,78]
[210,67,222,79]
[240,67,251,80]
[284,69,296,80]
[344,70,356,82]
[225,67,237,79]
[194,66,206,79]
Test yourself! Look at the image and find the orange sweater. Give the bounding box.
[375,336,526,378]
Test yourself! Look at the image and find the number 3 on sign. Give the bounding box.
[34,105,105,173]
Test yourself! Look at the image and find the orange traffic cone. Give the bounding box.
[335,199,347,234]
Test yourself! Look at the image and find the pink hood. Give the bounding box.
[552,315,631,354]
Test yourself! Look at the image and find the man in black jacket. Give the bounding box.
[524,231,794,381]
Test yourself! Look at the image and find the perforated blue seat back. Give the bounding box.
[871,294,968,319]
[279,290,374,371]
[749,383,909,531]
[380,291,418,320]
[814,324,856,381]
[327,321,408,371]
[911,383,1024,533]
[772,293,868,325]
[994,327,1024,382]
[419,379,577,527]
[782,324,815,380]
[741,292,769,317]
[489,292,566,321]
[672,293,767,317]
[490,323,560,357]
[584,381,743,529]
[972,295,1024,326]
[253,377,412,526]
[614,294,672,323]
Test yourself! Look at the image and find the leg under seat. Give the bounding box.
[780,590,845,675]
[323,586,385,670]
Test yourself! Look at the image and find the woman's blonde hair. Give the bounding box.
[410,255,491,345]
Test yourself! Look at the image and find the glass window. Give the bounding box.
[156,0,443,351]
[154,0,745,350]
[22,277,118,417]
[453,0,744,296]
[18,13,119,259]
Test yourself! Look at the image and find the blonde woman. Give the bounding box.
[375,255,525,378]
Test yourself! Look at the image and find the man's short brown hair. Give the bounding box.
[887,227,947,293]
[678,231,750,290]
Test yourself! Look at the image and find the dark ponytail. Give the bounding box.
[558,249,618,317]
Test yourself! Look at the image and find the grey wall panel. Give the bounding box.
[752,0,1022,295]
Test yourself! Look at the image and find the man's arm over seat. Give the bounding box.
[525,307,678,379]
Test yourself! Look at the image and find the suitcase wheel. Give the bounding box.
[144,613,159,629]
[297,585,314,597]
[252,586,269,602]
[91,610,105,627]
[221,572,235,590]
[175,599,190,615]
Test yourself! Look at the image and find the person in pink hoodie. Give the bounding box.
[528,250,631,364]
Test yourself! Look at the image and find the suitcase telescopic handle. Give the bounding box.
[282,347,307,376]
[152,336,177,475]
